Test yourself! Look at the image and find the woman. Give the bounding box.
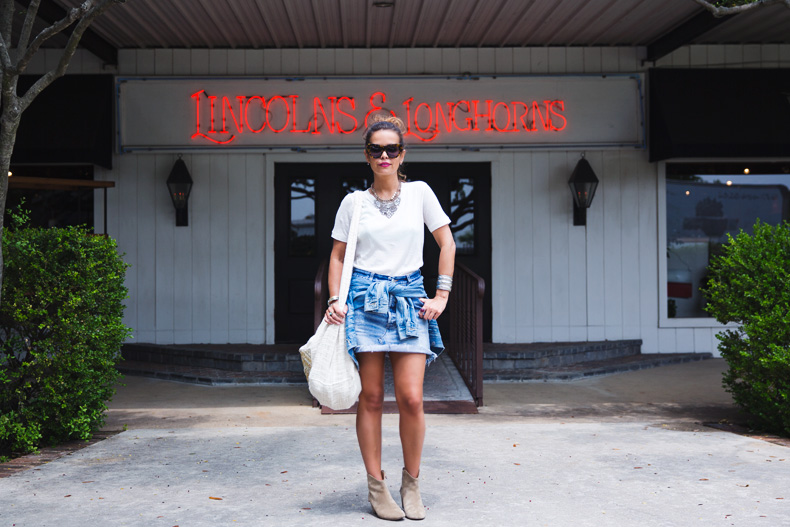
[324,114,455,520]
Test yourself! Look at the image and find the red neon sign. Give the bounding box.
[191,90,567,145]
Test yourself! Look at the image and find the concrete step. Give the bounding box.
[118,353,476,409]
[121,341,711,386]
[122,343,304,373]
[483,340,643,370]
[118,360,307,385]
[483,352,713,382]
[125,340,643,374]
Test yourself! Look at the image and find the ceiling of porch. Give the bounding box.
[16,0,790,65]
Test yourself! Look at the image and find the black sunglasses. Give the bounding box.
[366,143,403,159]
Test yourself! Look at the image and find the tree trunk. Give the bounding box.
[0,74,21,307]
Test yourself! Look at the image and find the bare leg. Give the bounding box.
[356,352,386,480]
[389,352,426,478]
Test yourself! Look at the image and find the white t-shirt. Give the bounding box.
[331,180,451,277]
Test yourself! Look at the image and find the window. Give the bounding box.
[450,177,475,255]
[665,163,790,318]
[289,178,316,257]
[4,165,95,229]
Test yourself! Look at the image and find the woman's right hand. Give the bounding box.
[325,239,348,325]
[325,302,348,325]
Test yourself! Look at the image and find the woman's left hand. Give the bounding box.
[418,295,448,321]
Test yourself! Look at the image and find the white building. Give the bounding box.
[11,0,790,357]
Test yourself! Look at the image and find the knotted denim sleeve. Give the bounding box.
[363,280,424,341]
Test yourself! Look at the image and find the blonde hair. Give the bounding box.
[367,113,406,133]
[364,112,407,181]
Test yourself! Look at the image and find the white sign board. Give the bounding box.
[117,75,643,151]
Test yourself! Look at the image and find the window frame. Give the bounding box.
[656,159,790,329]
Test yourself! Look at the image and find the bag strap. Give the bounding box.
[337,190,364,305]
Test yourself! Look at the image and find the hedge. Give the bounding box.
[1,208,131,458]
[703,220,790,437]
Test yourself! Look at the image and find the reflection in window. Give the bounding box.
[450,178,475,255]
[342,177,370,195]
[4,165,94,229]
[290,178,316,257]
[666,167,790,318]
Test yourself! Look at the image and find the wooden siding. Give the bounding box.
[96,152,267,345]
[85,44,790,351]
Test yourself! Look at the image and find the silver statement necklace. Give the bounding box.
[369,182,402,218]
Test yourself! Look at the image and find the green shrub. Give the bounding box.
[703,220,790,436]
[0,209,132,457]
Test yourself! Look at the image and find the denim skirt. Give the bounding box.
[345,268,444,367]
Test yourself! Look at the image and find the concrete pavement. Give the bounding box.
[100,356,742,429]
[1,359,788,526]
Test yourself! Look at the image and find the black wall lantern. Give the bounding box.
[568,154,599,226]
[166,155,193,227]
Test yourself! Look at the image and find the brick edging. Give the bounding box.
[0,431,122,479]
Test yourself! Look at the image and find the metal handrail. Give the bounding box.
[447,262,485,407]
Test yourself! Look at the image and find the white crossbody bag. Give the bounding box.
[299,190,363,410]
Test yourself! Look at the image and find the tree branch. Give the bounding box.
[0,34,12,71]
[19,0,122,112]
[693,0,790,17]
[451,218,474,233]
[0,0,12,52]
[17,0,43,53]
[16,0,93,74]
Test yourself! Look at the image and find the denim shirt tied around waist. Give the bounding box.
[345,270,444,365]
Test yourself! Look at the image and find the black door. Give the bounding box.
[407,163,492,343]
[275,162,492,343]
[274,163,371,343]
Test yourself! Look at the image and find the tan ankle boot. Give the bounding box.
[400,467,426,520]
[367,470,405,520]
